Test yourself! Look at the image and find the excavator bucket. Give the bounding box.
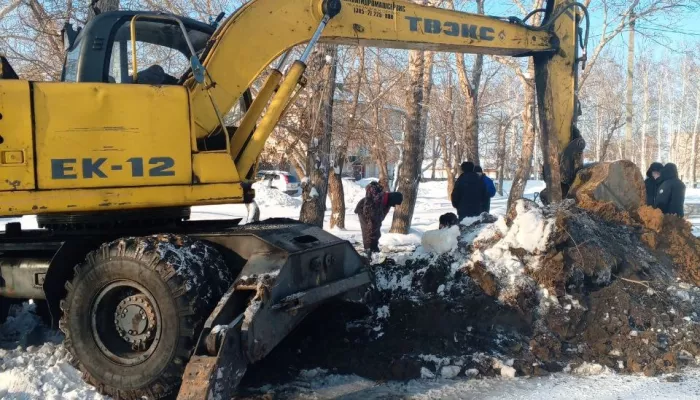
[178,220,370,399]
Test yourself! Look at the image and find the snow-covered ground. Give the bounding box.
[2,179,700,399]
[250,368,700,400]
[188,179,547,249]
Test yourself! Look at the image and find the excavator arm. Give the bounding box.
[184,0,585,192]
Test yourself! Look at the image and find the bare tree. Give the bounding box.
[624,9,635,160]
[390,48,425,234]
[300,45,338,227]
[692,87,700,187]
[0,0,21,21]
[640,61,650,168]
[449,0,484,166]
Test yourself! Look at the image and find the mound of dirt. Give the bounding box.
[569,160,646,212]
[240,196,700,391]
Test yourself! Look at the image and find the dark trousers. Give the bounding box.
[358,218,380,251]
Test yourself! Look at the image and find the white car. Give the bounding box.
[256,170,300,195]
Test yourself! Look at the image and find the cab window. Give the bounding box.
[106,19,210,85]
[61,40,82,82]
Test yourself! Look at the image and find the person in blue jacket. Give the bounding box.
[474,166,496,213]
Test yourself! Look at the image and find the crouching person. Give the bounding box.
[355,182,403,258]
[439,212,459,229]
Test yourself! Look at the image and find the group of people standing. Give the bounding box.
[644,162,686,217]
[450,161,496,221]
[352,160,686,258]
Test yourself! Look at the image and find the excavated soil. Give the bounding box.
[239,198,700,395]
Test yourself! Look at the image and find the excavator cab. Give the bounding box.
[60,11,214,85]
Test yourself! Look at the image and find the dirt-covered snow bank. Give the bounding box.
[240,198,700,389]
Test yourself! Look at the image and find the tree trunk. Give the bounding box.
[87,0,119,20]
[390,49,424,234]
[329,146,346,229]
[330,47,363,229]
[300,45,337,227]
[507,61,536,212]
[378,161,390,190]
[657,78,663,161]
[440,70,457,198]
[640,67,649,168]
[623,10,635,160]
[497,118,508,196]
[455,50,483,166]
[595,105,602,161]
[0,0,22,20]
[453,0,483,166]
[692,90,700,187]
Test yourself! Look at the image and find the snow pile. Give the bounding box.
[0,343,107,400]
[339,179,366,208]
[500,201,553,253]
[572,362,612,376]
[379,230,422,248]
[251,181,302,208]
[420,226,460,255]
[493,358,517,378]
[0,304,105,400]
[465,201,554,297]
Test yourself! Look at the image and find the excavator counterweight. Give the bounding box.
[0,0,588,398]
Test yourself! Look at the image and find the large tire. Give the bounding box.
[60,235,234,400]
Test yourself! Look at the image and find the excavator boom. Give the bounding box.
[187,0,583,188]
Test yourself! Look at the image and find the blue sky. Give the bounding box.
[472,1,700,61]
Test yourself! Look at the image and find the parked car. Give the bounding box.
[256,170,300,195]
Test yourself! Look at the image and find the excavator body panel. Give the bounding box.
[32,82,192,190]
[0,80,35,192]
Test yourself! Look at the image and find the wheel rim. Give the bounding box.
[91,280,162,366]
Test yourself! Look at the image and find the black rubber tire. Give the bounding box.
[60,234,234,400]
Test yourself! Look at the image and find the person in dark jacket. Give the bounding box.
[474,166,496,213]
[644,162,663,207]
[451,161,487,221]
[655,163,686,217]
[355,182,403,257]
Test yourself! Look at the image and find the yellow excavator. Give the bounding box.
[0,0,588,398]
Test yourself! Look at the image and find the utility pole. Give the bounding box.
[624,9,636,160]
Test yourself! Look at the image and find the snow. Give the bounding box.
[251,181,302,207]
[379,230,423,248]
[0,343,108,400]
[493,358,517,378]
[440,365,461,379]
[420,225,460,254]
[500,201,553,253]
[249,367,700,399]
[337,179,366,208]
[375,305,390,320]
[453,200,557,301]
[420,367,436,379]
[573,362,611,376]
[0,305,106,400]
